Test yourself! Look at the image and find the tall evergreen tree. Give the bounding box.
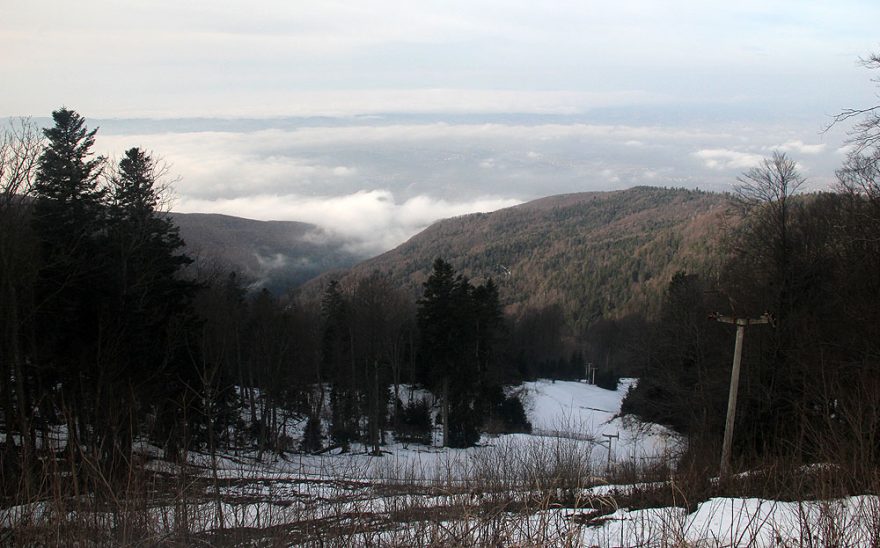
[106,148,193,310]
[31,108,107,463]
[417,258,481,447]
[417,259,456,446]
[321,280,357,451]
[98,147,197,474]
[30,113,200,478]
[33,108,105,245]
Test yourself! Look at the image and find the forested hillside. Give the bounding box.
[624,152,880,473]
[303,187,736,331]
[172,212,363,292]
[0,110,531,497]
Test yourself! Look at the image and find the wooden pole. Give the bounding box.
[712,313,771,478]
[720,321,745,478]
[442,376,449,447]
[603,432,619,470]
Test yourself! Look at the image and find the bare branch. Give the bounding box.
[0,118,44,208]
[828,105,880,125]
[825,52,880,159]
[734,151,805,209]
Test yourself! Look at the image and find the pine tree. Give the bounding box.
[34,108,105,246]
[99,147,197,475]
[31,108,107,463]
[321,280,357,451]
[417,258,481,447]
[472,278,504,381]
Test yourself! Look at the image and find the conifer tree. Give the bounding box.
[417,258,481,447]
[30,112,199,477]
[31,108,107,461]
[34,108,105,246]
[99,147,197,474]
[321,280,357,451]
[417,259,457,446]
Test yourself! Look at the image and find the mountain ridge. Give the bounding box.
[171,211,366,291]
[299,186,737,328]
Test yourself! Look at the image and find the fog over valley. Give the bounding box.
[80,111,846,255]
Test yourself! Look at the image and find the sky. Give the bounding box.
[3,1,880,255]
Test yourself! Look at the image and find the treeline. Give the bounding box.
[0,110,541,500]
[624,147,880,471]
[1,110,202,495]
[12,91,880,499]
[193,258,535,458]
[603,57,880,473]
[321,186,732,335]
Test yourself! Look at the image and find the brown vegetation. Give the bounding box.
[302,187,738,333]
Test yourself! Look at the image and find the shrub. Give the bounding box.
[498,393,532,434]
[482,386,532,435]
[448,402,481,447]
[395,398,433,445]
[300,415,323,453]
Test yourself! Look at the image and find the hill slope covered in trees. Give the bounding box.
[304,187,737,330]
[172,212,365,291]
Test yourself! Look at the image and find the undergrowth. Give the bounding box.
[3,432,880,546]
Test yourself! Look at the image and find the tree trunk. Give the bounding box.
[442,376,449,447]
[371,361,380,455]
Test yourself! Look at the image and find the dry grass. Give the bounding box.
[4,431,880,546]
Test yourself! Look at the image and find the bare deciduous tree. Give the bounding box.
[830,53,880,156]
[0,118,43,497]
[832,54,880,201]
[735,151,805,210]
[732,152,805,313]
[0,118,43,203]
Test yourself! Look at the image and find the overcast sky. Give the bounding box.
[3,1,879,255]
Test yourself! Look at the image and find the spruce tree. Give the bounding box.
[106,147,192,301]
[417,258,480,447]
[321,280,357,451]
[100,147,197,474]
[34,108,105,245]
[31,108,107,462]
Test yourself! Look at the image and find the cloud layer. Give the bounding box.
[5,2,874,258]
[177,190,521,255]
[90,114,847,255]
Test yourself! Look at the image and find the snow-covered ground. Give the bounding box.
[524,378,681,466]
[494,495,880,547]
[148,378,681,486]
[5,378,878,546]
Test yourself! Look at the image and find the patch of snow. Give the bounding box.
[522,378,682,468]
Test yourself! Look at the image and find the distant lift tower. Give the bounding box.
[710,313,772,478]
[585,362,596,385]
[602,432,619,471]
